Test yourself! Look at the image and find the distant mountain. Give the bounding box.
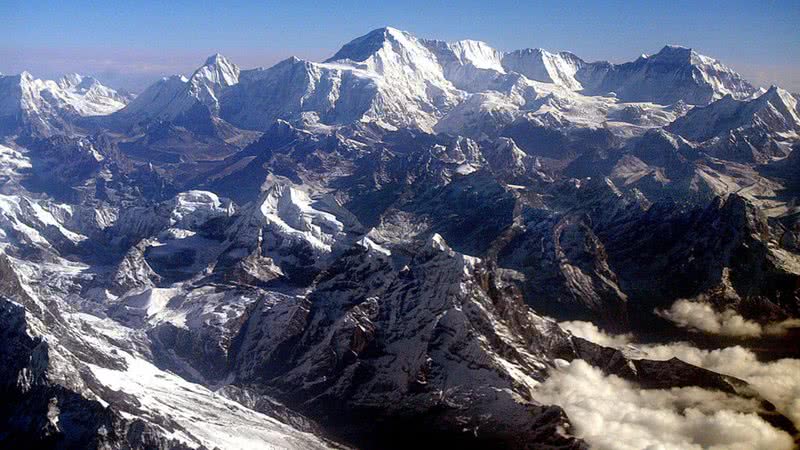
[107,29,761,138]
[1,26,799,450]
[118,53,240,124]
[669,85,799,141]
[667,86,800,162]
[575,45,757,104]
[0,72,129,136]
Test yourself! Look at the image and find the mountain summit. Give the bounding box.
[0,25,799,450]
[98,28,766,137]
[0,71,128,136]
[577,44,757,104]
[118,53,240,123]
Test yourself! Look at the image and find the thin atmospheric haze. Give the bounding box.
[1,0,799,92]
[1,2,799,450]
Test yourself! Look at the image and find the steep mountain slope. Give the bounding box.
[1,26,799,450]
[222,27,464,132]
[576,45,758,105]
[0,72,129,136]
[667,86,800,162]
[502,48,584,90]
[117,54,239,124]
[231,235,587,448]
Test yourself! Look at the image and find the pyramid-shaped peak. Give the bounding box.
[192,53,239,87]
[650,45,695,62]
[204,53,232,66]
[756,85,797,109]
[367,26,407,39]
[326,26,415,63]
[646,45,734,69]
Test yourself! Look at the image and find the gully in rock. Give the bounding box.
[1,5,799,449]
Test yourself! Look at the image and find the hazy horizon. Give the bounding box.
[2,0,799,93]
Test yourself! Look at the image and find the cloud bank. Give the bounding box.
[559,320,634,347]
[642,343,800,429]
[551,320,800,449]
[536,359,794,450]
[656,299,800,338]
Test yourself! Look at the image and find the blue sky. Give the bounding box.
[1,0,798,92]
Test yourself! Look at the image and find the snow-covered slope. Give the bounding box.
[2,25,800,450]
[87,346,332,450]
[223,27,463,132]
[222,182,354,282]
[669,86,800,142]
[502,48,585,90]
[219,56,380,130]
[422,38,508,92]
[116,53,240,124]
[0,72,130,135]
[577,45,757,105]
[113,74,189,122]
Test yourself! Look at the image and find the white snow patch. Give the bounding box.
[88,351,331,449]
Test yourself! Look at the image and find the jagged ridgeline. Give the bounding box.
[0,27,799,450]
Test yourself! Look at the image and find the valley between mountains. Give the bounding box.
[1,27,799,449]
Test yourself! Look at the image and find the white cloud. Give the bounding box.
[535,359,794,450]
[552,321,800,449]
[656,299,800,338]
[640,343,800,430]
[560,320,634,347]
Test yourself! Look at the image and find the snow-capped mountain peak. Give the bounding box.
[117,54,240,122]
[580,44,758,104]
[648,44,695,63]
[116,74,192,121]
[0,70,130,136]
[443,39,505,71]
[196,53,240,87]
[188,53,240,113]
[327,26,447,81]
[502,47,584,90]
[326,26,408,63]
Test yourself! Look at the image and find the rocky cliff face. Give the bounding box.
[1,27,799,450]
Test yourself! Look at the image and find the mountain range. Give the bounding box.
[1,27,799,450]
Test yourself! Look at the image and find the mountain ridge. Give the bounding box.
[91,27,765,136]
[0,25,799,450]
